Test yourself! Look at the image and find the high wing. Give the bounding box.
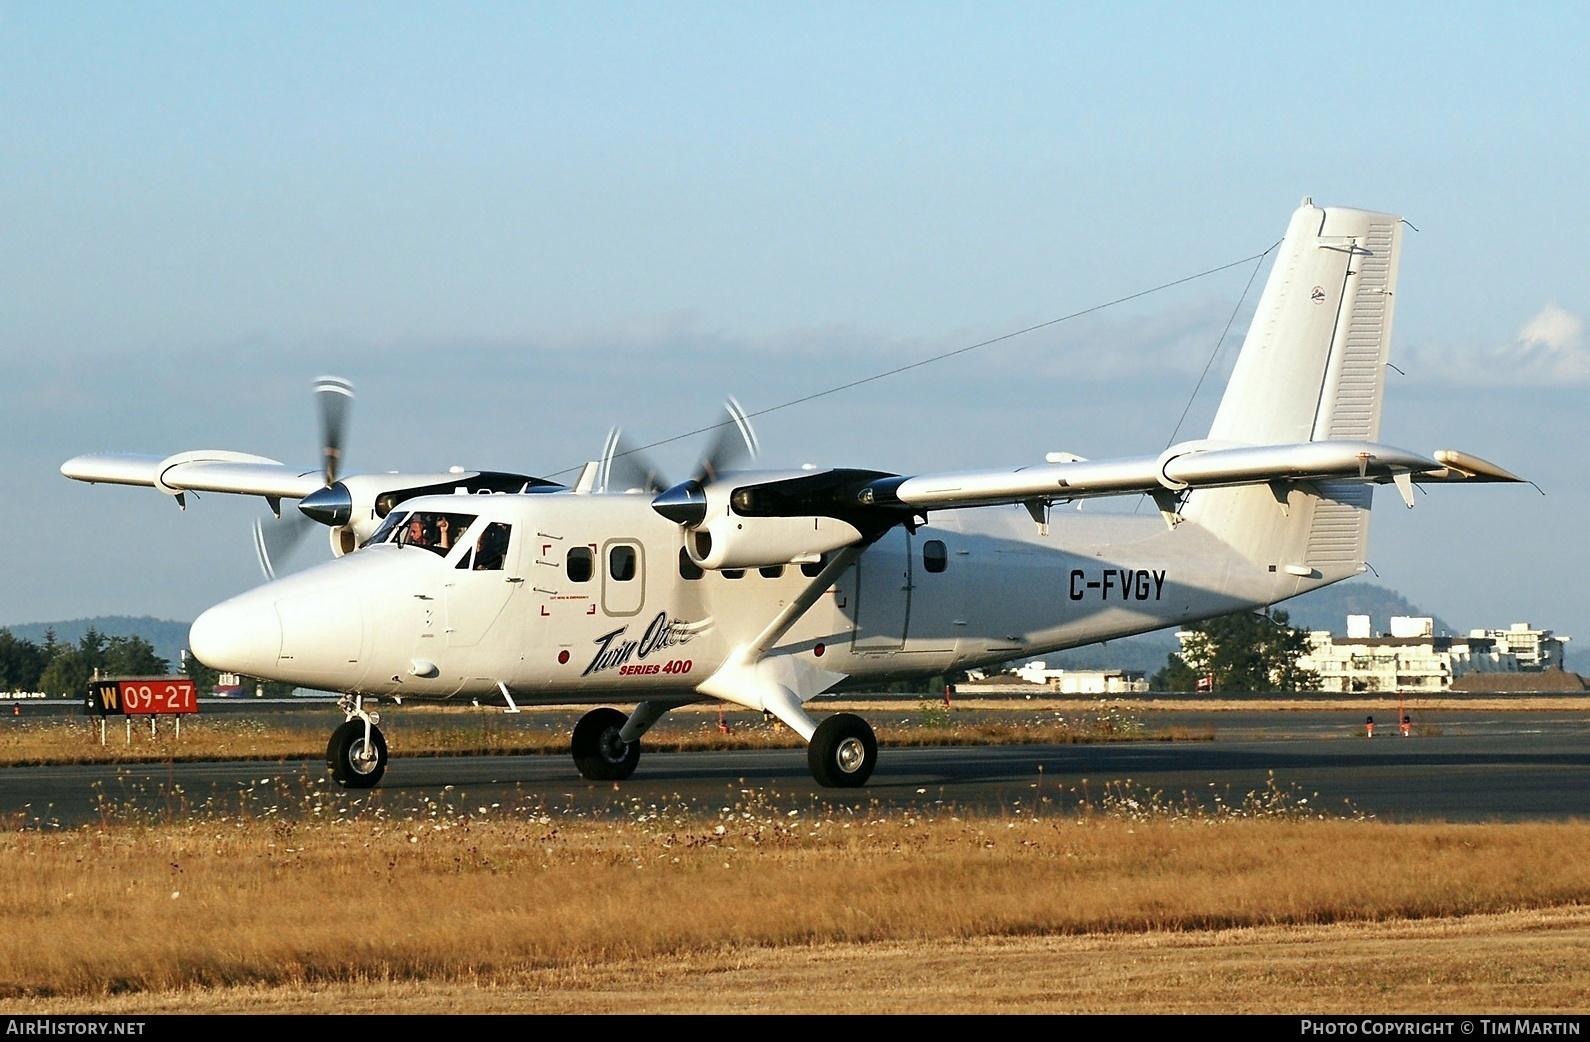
[61,451,326,500]
[61,448,556,560]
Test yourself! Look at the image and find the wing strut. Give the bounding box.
[745,544,866,661]
[695,542,868,739]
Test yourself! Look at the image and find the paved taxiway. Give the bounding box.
[5,710,1588,826]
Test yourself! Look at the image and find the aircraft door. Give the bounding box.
[601,540,645,617]
[443,521,524,647]
[851,527,911,651]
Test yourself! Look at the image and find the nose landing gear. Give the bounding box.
[327,695,388,788]
[571,707,641,781]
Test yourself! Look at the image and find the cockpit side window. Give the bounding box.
[458,522,512,571]
[364,511,410,548]
[391,512,476,556]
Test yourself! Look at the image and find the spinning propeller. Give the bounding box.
[251,376,355,580]
[598,398,759,526]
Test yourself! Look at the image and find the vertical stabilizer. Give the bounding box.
[1208,201,1403,446]
[1185,201,1404,589]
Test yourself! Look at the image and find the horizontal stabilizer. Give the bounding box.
[857,440,1519,512]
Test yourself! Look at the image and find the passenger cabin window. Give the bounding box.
[800,553,828,578]
[923,539,948,574]
[759,565,784,579]
[721,568,745,579]
[375,512,476,557]
[679,547,703,580]
[567,546,594,583]
[456,522,511,571]
[609,545,637,582]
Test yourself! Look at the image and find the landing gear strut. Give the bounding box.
[807,713,877,788]
[327,695,387,788]
[572,707,641,781]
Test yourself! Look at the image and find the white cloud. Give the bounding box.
[1515,304,1590,380]
[1407,304,1590,385]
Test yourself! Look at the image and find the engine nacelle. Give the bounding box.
[687,513,863,570]
[328,525,359,558]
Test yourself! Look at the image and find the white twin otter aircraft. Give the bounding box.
[64,201,1521,789]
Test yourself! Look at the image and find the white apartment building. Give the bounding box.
[1467,623,1569,671]
[1297,616,1566,694]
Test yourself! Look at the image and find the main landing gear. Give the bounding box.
[807,713,877,788]
[569,704,879,788]
[327,695,388,788]
[572,707,641,781]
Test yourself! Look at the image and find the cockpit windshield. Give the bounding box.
[364,511,477,556]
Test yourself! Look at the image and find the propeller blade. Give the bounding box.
[600,428,669,494]
[697,397,758,483]
[252,512,314,581]
[652,398,761,526]
[314,376,354,484]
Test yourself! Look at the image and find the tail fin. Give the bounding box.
[1185,201,1404,585]
[1208,200,1404,445]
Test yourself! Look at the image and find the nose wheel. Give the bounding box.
[572,707,641,781]
[327,719,388,788]
[807,713,877,788]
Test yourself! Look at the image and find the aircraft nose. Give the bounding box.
[189,594,282,676]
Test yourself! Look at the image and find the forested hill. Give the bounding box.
[2,617,191,673]
[1281,581,1456,637]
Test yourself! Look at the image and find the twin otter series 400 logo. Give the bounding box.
[583,612,698,678]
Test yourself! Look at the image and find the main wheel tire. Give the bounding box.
[807,713,877,788]
[327,720,387,788]
[572,707,640,781]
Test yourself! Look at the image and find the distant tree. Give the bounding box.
[102,634,168,676]
[0,629,50,692]
[36,628,170,698]
[1151,609,1320,693]
[38,648,95,699]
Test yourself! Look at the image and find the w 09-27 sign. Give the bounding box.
[85,677,198,716]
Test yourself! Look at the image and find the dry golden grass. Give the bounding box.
[1,778,1589,1011]
[12,908,1589,1014]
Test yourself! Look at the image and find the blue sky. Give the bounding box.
[3,2,1586,643]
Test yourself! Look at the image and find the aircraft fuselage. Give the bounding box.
[189,488,1327,703]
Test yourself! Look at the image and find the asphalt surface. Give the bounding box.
[4,707,1588,826]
